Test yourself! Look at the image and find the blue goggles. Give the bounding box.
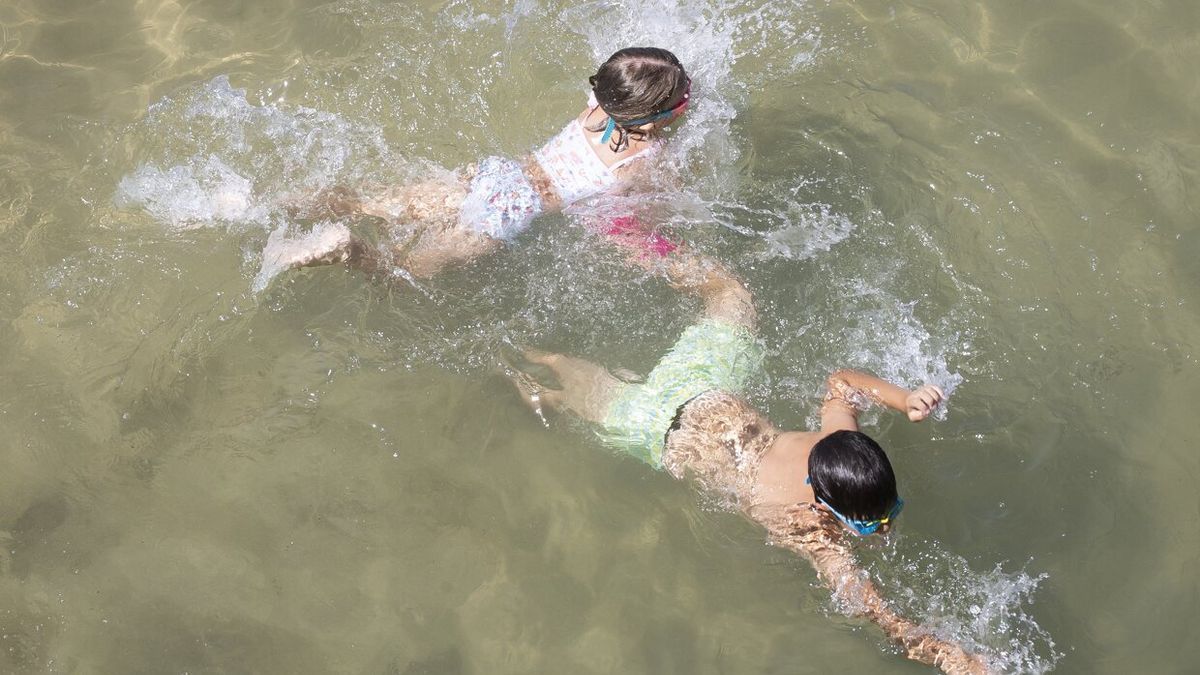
[807,476,904,536]
[821,496,904,536]
[599,78,691,144]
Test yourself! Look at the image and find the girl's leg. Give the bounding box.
[265,186,376,277]
[284,185,363,221]
[267,168,507,281]
[400,222,502,278]
[359,177,466,222]
[362,173,507,279]
[254,221,358,291]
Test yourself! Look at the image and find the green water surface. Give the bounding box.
[1,0,1197,673]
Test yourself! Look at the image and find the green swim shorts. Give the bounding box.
[599,319,764,467]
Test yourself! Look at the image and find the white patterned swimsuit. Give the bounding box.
[457,157,542,241]
[534,114,658,206]
[458,100,657,241]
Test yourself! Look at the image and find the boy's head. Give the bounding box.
[589,47,689,149]
[808,430,901,535]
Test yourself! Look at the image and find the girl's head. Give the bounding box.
[808,430,902,536]
[589,47,690,151]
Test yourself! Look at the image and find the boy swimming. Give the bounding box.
[506,249,989,674]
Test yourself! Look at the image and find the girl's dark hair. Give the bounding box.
[588,47,689,152]
[807,430,899,521]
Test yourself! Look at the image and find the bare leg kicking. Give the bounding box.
[506,348,627,424]
[259,167,517,288]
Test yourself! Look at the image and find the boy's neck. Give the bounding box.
[754,430,819,507]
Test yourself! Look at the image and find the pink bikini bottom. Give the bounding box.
[603,215,679,257]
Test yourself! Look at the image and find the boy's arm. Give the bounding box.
[820,370,945,434]
[768,508,991,675]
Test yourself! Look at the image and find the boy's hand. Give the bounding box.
[929,639,992,675]
[938,651,992,675]
[905,384,945,422]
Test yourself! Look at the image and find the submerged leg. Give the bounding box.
[266,166,517,284]
[513,349,625,424]
[359,176,468,223]
[361,174,509,278]
[399,223,503,279]
[283,185,364,221]
[505,367,556,428]
[284,173,465,223]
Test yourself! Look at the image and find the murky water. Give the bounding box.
[2,0,1198,672]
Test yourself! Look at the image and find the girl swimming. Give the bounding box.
[505,250,989,674]
[259,47,689,285]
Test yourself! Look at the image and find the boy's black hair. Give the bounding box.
[807,430,899,521]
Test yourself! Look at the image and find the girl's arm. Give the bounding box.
[820,370,945,434]
[766,507,990,675]
[605,222,754,330]
[658,251,757,331]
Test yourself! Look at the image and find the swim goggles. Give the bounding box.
[806,476,904,536]
[599,77,692,144]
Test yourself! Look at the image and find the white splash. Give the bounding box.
[842,290,965,403]
[761,202,858,261]
[115,75,396,233]
[872,540,1063,674]
[115,154,268,230]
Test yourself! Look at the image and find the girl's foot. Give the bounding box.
[252,222,353,292]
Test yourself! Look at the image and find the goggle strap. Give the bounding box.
[599,117,616,145]
[600,105,680,146]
